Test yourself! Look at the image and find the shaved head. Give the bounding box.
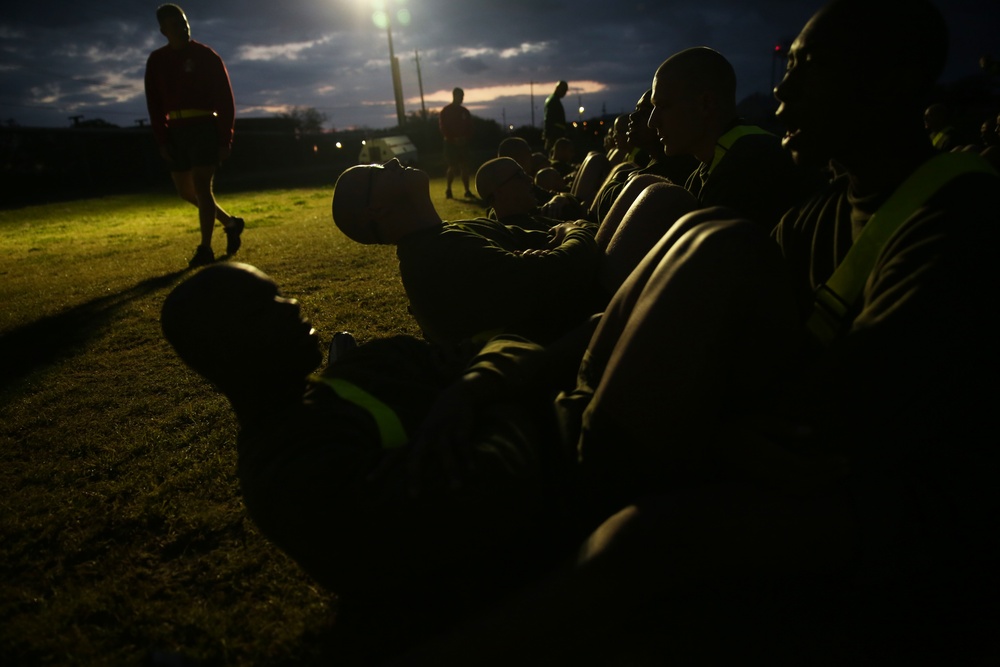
[804,0,947,104]
[162,263,321,394]
[331,165,377,244]
[655,47,737,117]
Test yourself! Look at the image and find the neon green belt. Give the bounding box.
[309,375,409,449]
[167,109,216,120]
[806,151,999,345]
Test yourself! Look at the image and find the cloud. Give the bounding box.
[416,80,607,106]
[499,42,550,59]
[80,71,145,104]
[236,35,333,62]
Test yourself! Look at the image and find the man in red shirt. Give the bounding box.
[144,3,244,267]
[439,87,474,199]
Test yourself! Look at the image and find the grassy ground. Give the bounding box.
[0,178,488,665]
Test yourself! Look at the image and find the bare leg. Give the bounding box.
[170,167,236,248]
[445,165,455,195]
[460,161,471,194]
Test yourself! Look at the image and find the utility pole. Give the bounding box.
[386,23,406,127]
[414,49,427,118]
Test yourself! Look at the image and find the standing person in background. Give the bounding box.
[439,87,474,199]
[544,81,569,154]
[145,3,245,267]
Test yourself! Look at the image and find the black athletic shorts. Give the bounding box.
[443,139,469,168]
[165,122,221,172]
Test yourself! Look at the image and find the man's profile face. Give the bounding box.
[158,14,190,42]
[360,159,430,240]
[245,276,323,376]
[774,8,864,168]
[627,93,657,147]
[648,71,702,157]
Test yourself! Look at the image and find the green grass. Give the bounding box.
[0,179,489,665]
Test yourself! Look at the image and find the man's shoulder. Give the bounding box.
[146,43,172,63]
[188,39,224,61]
[916,163,1000,233]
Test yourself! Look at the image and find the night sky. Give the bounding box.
[2,0,997,131]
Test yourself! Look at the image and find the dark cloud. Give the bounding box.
[455,58,490,75]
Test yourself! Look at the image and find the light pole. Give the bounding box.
[372,1,409,128]
[414,49,427,118]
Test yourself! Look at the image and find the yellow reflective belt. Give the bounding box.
[167,109,216,120]
[806,152,999,346]
[706,125,772,175]
[930,129,953,150]
[309,375,409,449]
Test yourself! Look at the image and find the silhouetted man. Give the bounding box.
[543,80,569,153]
[161,262,583,663]
[439,87,474,199]
[144,3,244,267]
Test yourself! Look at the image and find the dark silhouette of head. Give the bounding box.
[498,136,534,174]
[331,159,436,245]
[924,103,951,132]
[649,48,737,161]
[774,0,947,168]
[162,263,322,401]
[156,3,190,43]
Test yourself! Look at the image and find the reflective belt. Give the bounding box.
[706,124,772,175]
[309,375,409,449]
[167,109,216,120]
[930,129,952,150]
[806,151,999,346]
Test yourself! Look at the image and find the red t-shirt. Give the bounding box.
[439,102,472,142]
[144,39,235,147]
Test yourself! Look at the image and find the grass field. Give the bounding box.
[0,178,488,665]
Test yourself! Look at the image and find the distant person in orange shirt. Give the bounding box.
[439,87,474,199]
[144,3,245,267]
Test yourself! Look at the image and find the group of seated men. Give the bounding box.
[161,0,999,663]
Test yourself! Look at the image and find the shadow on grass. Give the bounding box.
[0,269,188,393]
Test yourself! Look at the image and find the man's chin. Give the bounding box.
[781,132,829,169]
